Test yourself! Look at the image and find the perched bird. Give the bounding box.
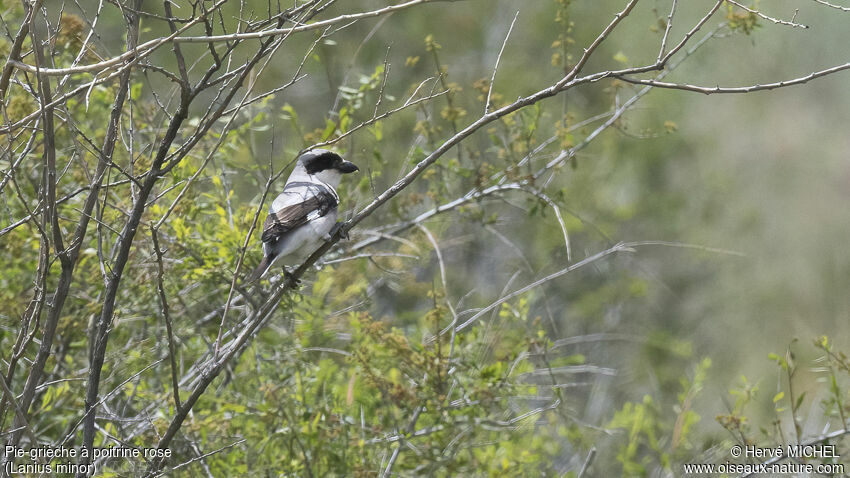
[246,149,358,282]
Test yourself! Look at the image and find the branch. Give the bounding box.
[658,0,722,66]
[0,0,43,100]
[657,0,678,62]
[79,13,285,457]
[6,0,436,77]
[381,406,423,477]
[614,60,850,94]
[434,242,633,340]
[811,0,850,12]
[725,0,808,28]
[564,0,641,82]
[8,0,138,449]
[150,227,181,410]
[139,29,638,471]
[432,240,741,343]
[577,447,597,478]
[485,11,519,114]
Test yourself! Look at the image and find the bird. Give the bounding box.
[246,149,358,283]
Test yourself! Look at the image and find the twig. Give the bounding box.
[0,367,40,446]
[374,46,392,117]
[725,0,808,28]
[155,439,247,476]
[435,239,742,341]
[435,243,631,340]
[150,227,181,410]
[564,0,641,82]
[381,406,423,478]
[811,0,850,12]
[576,447,596,478]
[657,0,678,62]
[485,11,519,114]
[614,61,850,94]
[658,0,723,66]
[7,0,435,77]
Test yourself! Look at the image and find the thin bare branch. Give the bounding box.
[564,0,641,82]
[7,0,435,77]
[485,11,519,114]
[725,0,808,28]
[614,61,850,94]
[150,227,181,410]
[658,0,722,66]
[657,0,678,62]
[811,0,850,12]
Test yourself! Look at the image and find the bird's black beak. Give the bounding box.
[338,161,359,174]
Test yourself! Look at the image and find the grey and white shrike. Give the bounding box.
[246,149,358,282]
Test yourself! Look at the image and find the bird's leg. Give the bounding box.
[328,221,349,241]
[283,268,302,287]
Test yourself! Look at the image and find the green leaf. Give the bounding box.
[794,392,806,412]
[613,51,629,64]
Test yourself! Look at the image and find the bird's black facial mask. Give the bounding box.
[303,151,344,175]
[302,151,359,175]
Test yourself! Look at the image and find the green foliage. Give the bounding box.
[726,5,761,35]
[4,0,844,476]
[606,358,711,477]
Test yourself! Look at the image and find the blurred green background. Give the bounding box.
[248,0,850,431]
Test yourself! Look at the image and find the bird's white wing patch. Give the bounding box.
[261,182,338,244]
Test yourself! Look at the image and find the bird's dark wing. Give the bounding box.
[261,183,337,243]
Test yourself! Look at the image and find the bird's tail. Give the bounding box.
[245,255,273,283]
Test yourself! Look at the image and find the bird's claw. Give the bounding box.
[283,269,302,287]
[329,221,349,241]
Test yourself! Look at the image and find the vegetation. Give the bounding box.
[2,0,850,476]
